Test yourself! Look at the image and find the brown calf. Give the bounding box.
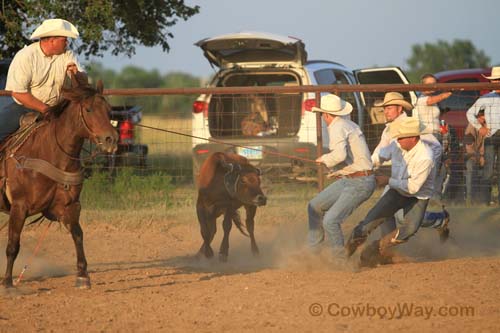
[196,152,267,262]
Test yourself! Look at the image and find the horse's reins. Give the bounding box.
[136,123,323,166]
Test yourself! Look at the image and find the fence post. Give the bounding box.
[315,92,324,191]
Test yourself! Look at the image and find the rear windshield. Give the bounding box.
[357,71,413,107]
[208,73,302,138]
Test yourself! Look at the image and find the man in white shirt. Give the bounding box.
[307,94,376,260]
[413,73,452,137]
[1,18,85,142]
[372,92,450,242]
[345,118,437,266]
[466,66,500,205]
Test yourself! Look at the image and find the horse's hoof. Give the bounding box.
[75,277,91,289]
[218,253,228,263]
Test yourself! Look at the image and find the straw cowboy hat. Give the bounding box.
[390,117,428,139]
[30,19,79,40]
[374,92,413,111]
[482,66,500,80]
[311,94,353,116]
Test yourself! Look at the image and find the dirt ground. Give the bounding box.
[1,194,500,332]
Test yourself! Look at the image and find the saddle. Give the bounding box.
[0,112,43,155]
[0,112,44,191]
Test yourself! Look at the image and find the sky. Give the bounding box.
[92,0,500,79]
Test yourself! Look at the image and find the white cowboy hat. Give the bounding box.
[30,19,79,40]
[390,117,428,139]
[311,94,353,116]
[374,92,413,111]
[482,66,500,80]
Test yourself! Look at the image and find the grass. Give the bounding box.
[80,167,175,210]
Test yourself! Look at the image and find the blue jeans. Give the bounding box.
[482,136,500,203]
[308,175,375,255]
[0,102,33,142]
[357,189,429,242]
[380,208,448,236]
[465,158,486,204]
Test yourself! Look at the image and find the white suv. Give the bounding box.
[191,32,415,181]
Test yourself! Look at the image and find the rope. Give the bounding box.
[136,123,322,166]
[13,219,52,286]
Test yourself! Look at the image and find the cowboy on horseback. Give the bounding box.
[0,19,118,289]
[0,18,86,142]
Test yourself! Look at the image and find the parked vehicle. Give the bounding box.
[0,59,14,111]
[435,67,491,139]
[191,32,415,181]
[106,105,148,169]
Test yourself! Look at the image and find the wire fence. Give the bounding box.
[1,82,500,207]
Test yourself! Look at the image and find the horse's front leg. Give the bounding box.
[3,204,27,288]
[62,202,90,289]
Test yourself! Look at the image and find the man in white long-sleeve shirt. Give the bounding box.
[372,92,450,242]
[345,118,436,265]
[466,66,500,205]
[307,94,376,260]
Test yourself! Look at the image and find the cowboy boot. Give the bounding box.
[359,229,401,267]
[436,206,450,243]
[345,225,367,257]
[378,229,400,256]
[359,240,384,268]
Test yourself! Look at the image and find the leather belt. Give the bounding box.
[332,170,373,179]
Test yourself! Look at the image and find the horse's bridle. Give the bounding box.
[54,95,102,161]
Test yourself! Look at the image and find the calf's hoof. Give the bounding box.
[205,247,214,259]
[2,278,14,289]
[75,277,91,289]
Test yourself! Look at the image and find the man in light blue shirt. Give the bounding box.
[307,94,376,260]
[466,66,500,205]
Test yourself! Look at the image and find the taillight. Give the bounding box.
[119,120,134,144]
[294,147,310,154]
[302,98,316,116]
[193,101,208,114]
[195,149,210,155]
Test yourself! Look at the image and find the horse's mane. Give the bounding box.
[46,85,99,119]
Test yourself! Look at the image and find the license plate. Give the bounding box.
[237,146,263,160]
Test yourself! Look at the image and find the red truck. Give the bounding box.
[435,67,491,139]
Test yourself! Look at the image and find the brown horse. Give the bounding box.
[0,77,118,288]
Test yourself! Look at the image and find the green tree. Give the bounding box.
[406,39,490,82]
[0,0,199,59]
[112,65,164,111]
[161,72,201,117]
[85,61,118,88]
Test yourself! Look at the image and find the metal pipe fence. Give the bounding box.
[1,82,500,207]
